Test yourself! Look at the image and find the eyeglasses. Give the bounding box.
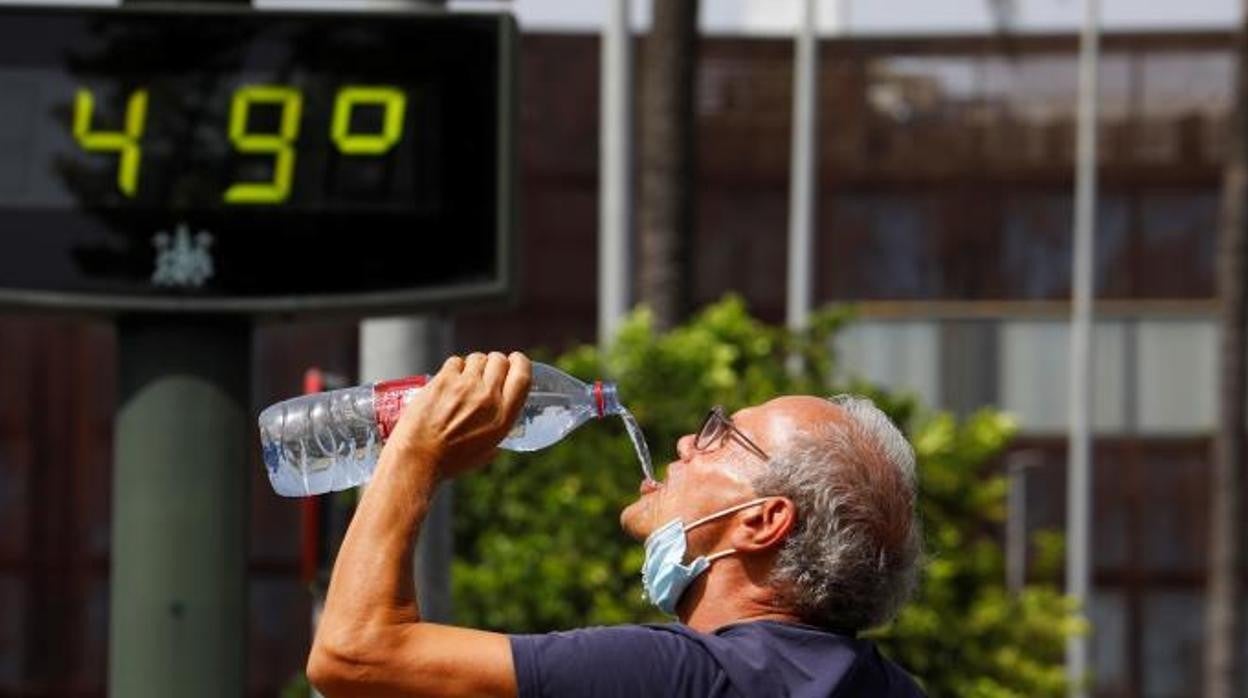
[694,405,770,462]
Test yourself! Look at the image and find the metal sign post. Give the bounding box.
[786,0,819,372]
[598,0,633,347]
[110,318,250,697]
[1067,0,1101,694]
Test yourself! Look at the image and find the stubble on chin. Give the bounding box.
[619,497,653,541]
[619,502,641,540]
[621,488,671,542]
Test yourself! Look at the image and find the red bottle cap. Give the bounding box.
[593,380,607,418]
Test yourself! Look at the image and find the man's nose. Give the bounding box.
[676,434,696,461]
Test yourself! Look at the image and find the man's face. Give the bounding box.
[619,397,824,541]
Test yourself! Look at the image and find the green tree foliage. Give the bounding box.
[453,297,1080,696]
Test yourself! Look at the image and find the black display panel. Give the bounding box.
[0,6,515,314]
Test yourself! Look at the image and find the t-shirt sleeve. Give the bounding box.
[510,625,721,698]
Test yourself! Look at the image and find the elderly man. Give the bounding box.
[308,352,925,697]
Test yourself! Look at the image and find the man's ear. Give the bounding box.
[733,497,795,552]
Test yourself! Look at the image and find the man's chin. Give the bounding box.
[618,498,650,541]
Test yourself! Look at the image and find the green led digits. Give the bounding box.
[224,85,303,205]
[73,88,149,198]
[332,86,407,155]
[71,82,407,204]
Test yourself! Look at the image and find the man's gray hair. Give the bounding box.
[751,395,922,631]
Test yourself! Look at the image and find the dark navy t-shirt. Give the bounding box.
[510,620,926,697]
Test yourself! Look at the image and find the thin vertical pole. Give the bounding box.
[352,0,456,632]
[359,316,455,622]
[1205,2,1248,695]
[599,0,633,347]
[1067,0,1100,695]
[1006,451,1039,594]
[786,0,820,372]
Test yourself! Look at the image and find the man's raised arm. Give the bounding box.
[307,352,531,698]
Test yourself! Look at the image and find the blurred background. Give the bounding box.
[1,0,1245,696]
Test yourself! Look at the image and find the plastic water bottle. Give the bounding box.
[259,362,652,497]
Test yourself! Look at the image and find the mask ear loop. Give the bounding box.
[703,549,738,563]
[683,497,771,533]
[682,497,771,563]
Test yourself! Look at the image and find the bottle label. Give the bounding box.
[374,375,429,439]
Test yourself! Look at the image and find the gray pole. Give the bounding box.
[821,0,851,30]
[1006,451,1040,594]
[786,0,819,358]
[109,319,250,698]
[598,0,633,347]
[359,316,455,621]
[1067,0,1100,694]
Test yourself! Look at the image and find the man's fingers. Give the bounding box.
[439,355,465,376]
[482,351,509,391]
[501,352,532,420]
[463,352,488,378]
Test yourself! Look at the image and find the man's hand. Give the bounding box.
[388,351,532,482]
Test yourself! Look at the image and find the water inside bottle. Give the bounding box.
[618,407,655,483]
[509,387,654,482]
[260,387,384,497]
[501,389,586,451]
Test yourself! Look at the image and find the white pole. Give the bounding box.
[1007,450,1040,594]
[820,0,851,33]
[786,0,820,366]
[598,0,633,347]
[1067,0,1100,694]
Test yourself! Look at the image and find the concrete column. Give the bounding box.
[109,319,250,698]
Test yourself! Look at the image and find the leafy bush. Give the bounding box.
[452,297,1080,697]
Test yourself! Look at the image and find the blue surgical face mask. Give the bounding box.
[641,498,769,616]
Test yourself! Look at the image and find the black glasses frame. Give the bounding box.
[694,405,771,462]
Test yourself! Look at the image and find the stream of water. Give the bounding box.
[617,407,655,483]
